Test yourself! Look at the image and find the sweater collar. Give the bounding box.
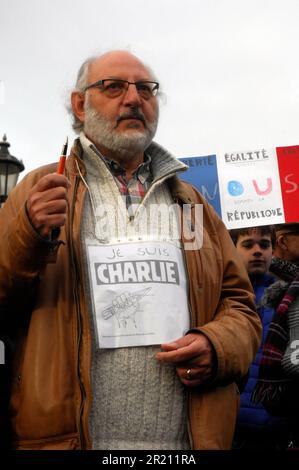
[69,135,194,205]
[78,132,188,184]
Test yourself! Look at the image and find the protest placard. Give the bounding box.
[179,144,299,228]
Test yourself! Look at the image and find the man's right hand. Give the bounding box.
[26,173,70,238]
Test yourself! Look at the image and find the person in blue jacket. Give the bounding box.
[230,225,289,449]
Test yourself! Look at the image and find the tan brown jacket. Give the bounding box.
[0,141,261,450]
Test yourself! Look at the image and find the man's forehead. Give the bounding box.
[89,52,151,80]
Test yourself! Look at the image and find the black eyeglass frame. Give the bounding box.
[83,79,159,98]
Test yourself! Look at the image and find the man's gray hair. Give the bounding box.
[70,56,97,134]
[67,51,160,134]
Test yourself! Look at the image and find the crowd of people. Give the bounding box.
[0,49,298,451]
[230,223,299,449]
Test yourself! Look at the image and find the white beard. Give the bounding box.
[83,101,158,156]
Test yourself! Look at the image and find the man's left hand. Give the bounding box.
[155,333,217,387]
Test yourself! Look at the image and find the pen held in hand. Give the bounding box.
[57,137,68,175]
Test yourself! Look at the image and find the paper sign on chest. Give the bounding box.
[86,241,191,349]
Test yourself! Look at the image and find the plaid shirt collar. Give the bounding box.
[101,153,152,185]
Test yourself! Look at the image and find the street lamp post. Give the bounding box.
[0,134,24,205]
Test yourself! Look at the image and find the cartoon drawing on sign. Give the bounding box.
[102,287,152,329]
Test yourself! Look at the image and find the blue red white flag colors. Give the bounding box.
[179,145,299,229]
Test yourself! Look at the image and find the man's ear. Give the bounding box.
[71,91,85,124]
[276,234,288,252]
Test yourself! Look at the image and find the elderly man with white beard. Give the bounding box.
[0,50,261,450]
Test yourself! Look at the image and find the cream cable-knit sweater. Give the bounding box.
[79,133,191,450]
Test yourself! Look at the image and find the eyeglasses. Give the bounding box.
[83,79,159,100]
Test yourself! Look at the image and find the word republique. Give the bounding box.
[227,207,283,222]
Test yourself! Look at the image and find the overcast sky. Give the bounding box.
[2,0,299,180]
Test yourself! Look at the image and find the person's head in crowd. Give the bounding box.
[230,225,275,279]
[70,50,160,167]
[274,223,299,263]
